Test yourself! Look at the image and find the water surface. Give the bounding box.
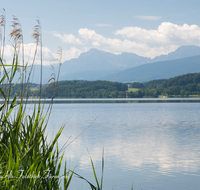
[44,102,200,190]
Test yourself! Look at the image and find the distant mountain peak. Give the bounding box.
[16,45,200,83]
[170,45,200,56]
[78,48,112,59]
[176,45,200,50]
[89,48,101,52]
[152,45,200,62]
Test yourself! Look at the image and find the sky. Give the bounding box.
[1,0,200,65]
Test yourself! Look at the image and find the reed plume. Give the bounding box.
[0,13,74,189]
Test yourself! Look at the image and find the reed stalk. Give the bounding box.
[0,12,73,190]
[0,11,133,190]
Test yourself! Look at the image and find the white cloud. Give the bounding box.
[60,47,88,61]
[78,28,178,58]
[54,33,82,44]
[2,43,56,66]
[79,28,104,41]
[115,22,200,45]
[78,28,137,49]
[94,24,112,27]
[3,45,14,58]
[49,22,200,60]
[134,16,162,20]
[2,43,88,65]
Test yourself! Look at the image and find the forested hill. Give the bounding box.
[52,73,200,98]
[1,80,128,98]
[143,73,200,88]
[44,80,128,98]
[4,73,200,98]
[129,73,200,97]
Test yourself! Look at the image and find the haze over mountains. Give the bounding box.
[103,55,200,82]
[57,49,151,81]
[15,45,200,84]
[151,45,200,62]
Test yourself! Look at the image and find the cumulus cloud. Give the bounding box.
[60,47,88,61]
[3,43,56,66]
[134,16,162,20]
[54,33,82,44]
[50,22,200,59]
[79,28,104,41]
[2,43,88,65]
[78,28,178,58]
[115,22,200,45]
[78,28,139,49]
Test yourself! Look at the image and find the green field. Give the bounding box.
[127,88,141,92]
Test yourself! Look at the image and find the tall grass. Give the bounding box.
[0,12,74,189]
[0,11,106,190]
[0,11,134,190]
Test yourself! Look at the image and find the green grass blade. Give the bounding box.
[100,149,104,190]
[131,183,134,190]
[90,157,100,189]
[0,87,6,100]
[72,171,97,190]
[64,167,75,190]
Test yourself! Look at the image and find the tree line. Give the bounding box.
[2,73,200,98]
[129,73,200,97]
[2,80,128,98]
[44,80,128,98]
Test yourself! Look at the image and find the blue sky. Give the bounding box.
[1,0,200,65]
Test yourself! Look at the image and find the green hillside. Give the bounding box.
[128,73,200,98]
[4,73,200,98]
[41,80,127,98]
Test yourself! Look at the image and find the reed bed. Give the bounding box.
[0,11,134,190]
[0,11,76,189]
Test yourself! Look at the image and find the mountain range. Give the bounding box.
[103,55,200,82]
[11,45,200,83]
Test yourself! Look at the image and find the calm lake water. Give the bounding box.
[32,99,200,189]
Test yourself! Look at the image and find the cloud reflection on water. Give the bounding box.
[46,103,200,177]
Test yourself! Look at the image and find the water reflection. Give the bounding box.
[44,103,200,189]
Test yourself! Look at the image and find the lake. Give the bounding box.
[39,99,200,190]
